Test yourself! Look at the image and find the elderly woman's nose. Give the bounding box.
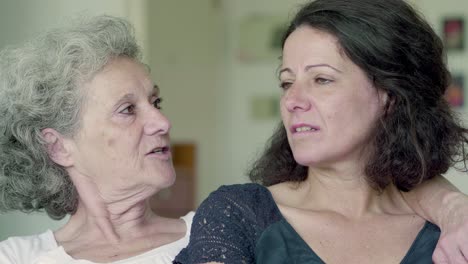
[143,108,171,135]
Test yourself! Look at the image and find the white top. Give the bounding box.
[0,212,194,264]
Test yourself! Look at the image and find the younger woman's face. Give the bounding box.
[279,26,386,170]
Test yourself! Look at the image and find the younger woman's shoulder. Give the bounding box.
[199,183,281,224]
[215,182,269,193]
[208,183,273,205]
[175,183,282,263]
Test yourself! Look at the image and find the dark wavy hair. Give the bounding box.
[249,0,468,191]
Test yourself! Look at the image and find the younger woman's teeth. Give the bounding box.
[295,127,315,132]
[296,127,310,132]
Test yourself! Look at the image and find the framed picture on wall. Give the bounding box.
[445,74,464,108]
[442,17,465,51]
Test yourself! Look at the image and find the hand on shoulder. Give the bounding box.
[432,192,468,263]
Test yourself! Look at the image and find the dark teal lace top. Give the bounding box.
[174,183,440,264]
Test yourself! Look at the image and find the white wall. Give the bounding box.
[0,0,141,46]
[0,0,148,241]
[146,0,226,205]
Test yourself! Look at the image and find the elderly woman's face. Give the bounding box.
[279,26,386,169]
[68,57,174,197]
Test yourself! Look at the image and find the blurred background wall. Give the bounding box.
[0,0,467,240]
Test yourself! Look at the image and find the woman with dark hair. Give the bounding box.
[175,0,468,263]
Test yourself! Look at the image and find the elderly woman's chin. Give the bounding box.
[142,159,176,189]
[157,165,177,189]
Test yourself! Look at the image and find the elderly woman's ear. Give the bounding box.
[41,128,74,167]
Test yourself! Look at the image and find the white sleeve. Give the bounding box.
[0,231,57,264]
[0,238,18,264]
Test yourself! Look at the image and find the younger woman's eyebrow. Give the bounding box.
[279,63,343,77]
[305,64,342,73]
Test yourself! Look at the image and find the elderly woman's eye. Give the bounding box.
[280,82,292,90]
[153,97,163,110]
[120,105,136,115]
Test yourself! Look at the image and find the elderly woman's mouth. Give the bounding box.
[146,146,171,158]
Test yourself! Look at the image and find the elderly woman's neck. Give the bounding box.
[56,172,163,243]
[56,199,158,244]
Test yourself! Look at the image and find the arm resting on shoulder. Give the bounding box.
[402,176,468,263]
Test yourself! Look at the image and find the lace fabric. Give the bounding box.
[174,184,282,264]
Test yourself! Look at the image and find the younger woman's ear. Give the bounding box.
[41,128,74,167]
[379,90,395,116]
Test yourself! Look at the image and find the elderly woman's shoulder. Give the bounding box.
[0,230,57,262]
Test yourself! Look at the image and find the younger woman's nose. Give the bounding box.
[283,83,312,112]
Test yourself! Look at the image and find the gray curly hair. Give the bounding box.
[0,15,142,220]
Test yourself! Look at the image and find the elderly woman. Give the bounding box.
[0,16,193,263]
[174,0,468,263]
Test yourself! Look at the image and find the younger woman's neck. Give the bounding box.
[281,166,411,219]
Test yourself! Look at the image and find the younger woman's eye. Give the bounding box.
[316,77,333,85]
[152,97,163,110]
[120,104,136,115]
